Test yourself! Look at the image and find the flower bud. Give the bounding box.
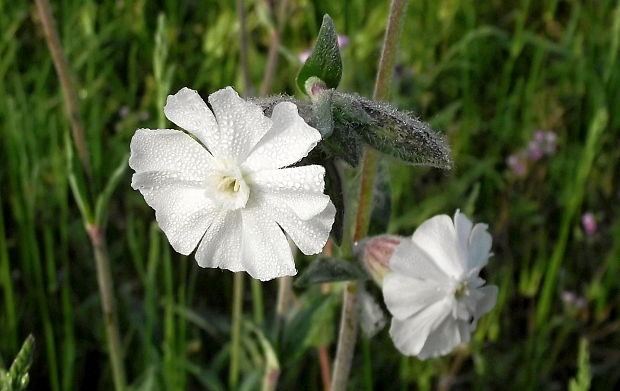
[357,235,402,286]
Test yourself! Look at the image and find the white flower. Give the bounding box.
[383,210,498,359]
[129,87,335,281]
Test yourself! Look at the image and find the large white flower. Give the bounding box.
[383,210,498,359]
[129,87,335,281]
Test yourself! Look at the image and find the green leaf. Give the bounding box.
[568,339,591,391]
[296,15,342,93]
[323,161,344,245]
[332,91,452,169]
[2,335,34,391]
[95,153,129,226]
[281,292,333,362]
[295,257,368,287]
[369,161,392,235]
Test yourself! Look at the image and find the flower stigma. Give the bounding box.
[454,281,469,299]
[206,158,251,211]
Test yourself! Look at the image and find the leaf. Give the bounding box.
[296,15,342,93]
[568,339,591,391]
[281,292,333,362]
[323,160,344,245]
[322,126,363,167]
[332,91,452,169]
[368,161,392,235]
[2,335,34,391]
[95,153,129,226]
[295,257,368,287]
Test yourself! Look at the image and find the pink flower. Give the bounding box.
[507,153,527,177]
[581,212,597,235]
[359,235,402,285]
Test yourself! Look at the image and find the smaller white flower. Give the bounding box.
[129,87,335,281]
[383,210,498,359]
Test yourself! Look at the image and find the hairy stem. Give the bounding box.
[86,225,126,391]
[34,0,91,177]
[229,272,244,390]
[331,1,409,390]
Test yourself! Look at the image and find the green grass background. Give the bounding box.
[1,0,619,390]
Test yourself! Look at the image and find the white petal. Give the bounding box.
[389,238,452,283]
[389,299,451,356]
[453,209,473,251]
[163,88,220,153]
[239,207,296,281]
[468,223,492,271]
[242,102,321,171]
[359,290,387,338]
[249,165,330,220]
[417,316,462,359]
[474,285,498,319]
[260,199,335,255]
[129,128,213,176]
[195,211,244,272]
[383,273,449,320]
[131,172,218,255]
[411,214,466,278]
[208,87,272,162]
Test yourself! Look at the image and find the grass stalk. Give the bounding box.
[259,0,289,96]
[35,1,127,388]
[229,272,244,390]
[33,0,91,177]
[236,0,253,96]
[86,225,127,391]
[331,1,409,390]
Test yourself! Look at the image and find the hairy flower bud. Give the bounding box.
[357,235,402,286]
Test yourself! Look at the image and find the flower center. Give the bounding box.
[206,160,250,210]
[217,176,242,193]
[454,281,469,299]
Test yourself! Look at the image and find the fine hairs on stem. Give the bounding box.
[330,1,410,390]
[34,1,126,390]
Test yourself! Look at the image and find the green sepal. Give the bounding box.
[296,15,342,93]
[295,257,368,287]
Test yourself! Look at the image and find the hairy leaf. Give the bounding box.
[295,257,368,287]
[332,91,452,169]
[296,15,342,93]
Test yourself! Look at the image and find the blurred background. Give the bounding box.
[1,0,619,390]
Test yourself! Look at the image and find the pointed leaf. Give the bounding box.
[295,257,368,287]
[332,91,452,169]
[296,15,342,93]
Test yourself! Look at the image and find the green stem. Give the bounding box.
[87,225,127,391]
[251,279,265,326]
[330,2,409,390]
[34,0,91,178]
[0,198,17,352]
[35,0,126,388]
[229,273,244,390]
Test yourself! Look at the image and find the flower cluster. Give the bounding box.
[129,87,335,281]
[129,85,498,361]
[506,129,557,177]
